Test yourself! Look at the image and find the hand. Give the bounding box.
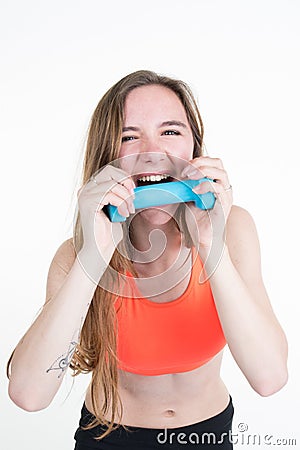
[76,164,135,260]
[181,156,233,255]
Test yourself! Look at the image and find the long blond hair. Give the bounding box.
[7,70,205,440]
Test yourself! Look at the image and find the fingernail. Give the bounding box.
[181,167,188,176]
[130,201,135,214]
[192,184,203,192]
[186,169,198,177]
[182,166,193,176]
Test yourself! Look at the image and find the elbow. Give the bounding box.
[250,336,289,397]
[8,384,50,412]
[251,368,289,397]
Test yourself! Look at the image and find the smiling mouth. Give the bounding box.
[136,174,174,187]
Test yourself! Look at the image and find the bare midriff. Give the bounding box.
[84,350,230,429]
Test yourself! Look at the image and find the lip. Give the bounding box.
[134,171,174,181]
[133,172,177,187]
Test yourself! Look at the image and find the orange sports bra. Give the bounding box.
[114,248,226,376]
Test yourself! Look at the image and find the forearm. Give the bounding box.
[200,245,288,395]
[8,249,107,411]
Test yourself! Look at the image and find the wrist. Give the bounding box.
[79,240,116,261]
[197,240,229,276]
[77,246,112,284]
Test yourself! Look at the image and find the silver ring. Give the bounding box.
[92,176,98,185]
[224,184,232,192]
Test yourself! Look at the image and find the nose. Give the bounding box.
[139,140,167,164]
[138,151,167,164]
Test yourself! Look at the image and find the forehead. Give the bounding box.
[123,85,188,122]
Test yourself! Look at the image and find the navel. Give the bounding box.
[163,409,176,417]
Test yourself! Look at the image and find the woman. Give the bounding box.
[7,70,288,449]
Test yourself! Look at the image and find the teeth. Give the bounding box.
[138,174,169,182]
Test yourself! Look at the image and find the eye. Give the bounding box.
[162,130,180,136]
[122,136,136,142]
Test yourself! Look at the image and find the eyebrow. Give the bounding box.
[122,121,187,133]
[122,126,140,132]
[160,120,187,128]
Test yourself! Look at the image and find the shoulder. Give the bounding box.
[225,206,274,311]
[227,204,256,229]
[227,204,258,243]
[226,204,262,271]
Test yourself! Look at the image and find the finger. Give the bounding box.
[108,166,136,193]
[194,156,224,168]
[192,180,232,196]
[183,166,229,185]
[119,177,136,196]
[98,181,135,214]
[181,156,224,177]
[86,177,135,211]
[110,183,135,214]
[92,166,135,193]
[89,175,135,197]
[97,192,131,217]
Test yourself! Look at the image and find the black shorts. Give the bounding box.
[74,395,234,449]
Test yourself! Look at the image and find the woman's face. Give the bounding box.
[119,84,194,179]
[118,85,194,225]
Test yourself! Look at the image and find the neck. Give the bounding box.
[130,214,179,248]
[127,214,188,277]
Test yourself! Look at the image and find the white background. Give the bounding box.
[1,0,299,448]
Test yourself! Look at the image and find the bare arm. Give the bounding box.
[8,239,107,411]
[7,165,135,411]
[199,205,288,396]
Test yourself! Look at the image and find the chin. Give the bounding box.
[137,205,178,225]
